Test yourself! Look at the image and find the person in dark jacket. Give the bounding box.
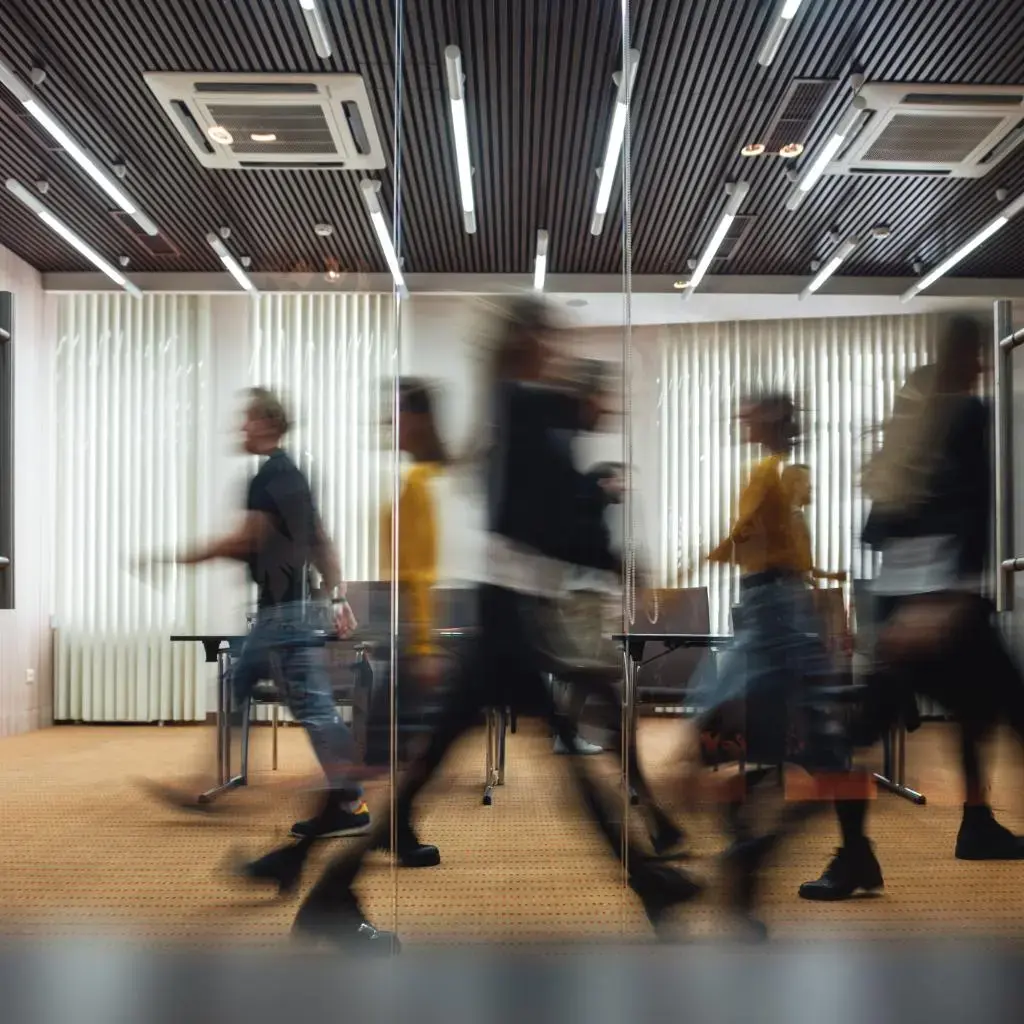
[288,296,700,950]
[800,316,1024,903]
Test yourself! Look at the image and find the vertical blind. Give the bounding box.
[249,293,395,585]
[655,314,939,634]
[53,294,209,721]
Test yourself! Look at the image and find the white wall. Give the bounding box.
[0,246,53,734]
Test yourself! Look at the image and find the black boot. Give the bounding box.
[372,803,441,868]
[628,861,703,936]
[798,840,884,901]
[722,834,774,941]
[955,804,1024,860]
[293,889,401,955]
[233,839,313,897]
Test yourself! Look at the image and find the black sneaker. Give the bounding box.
[955,805,1024,860]
[291,800,372,839]
[798,842,884,901]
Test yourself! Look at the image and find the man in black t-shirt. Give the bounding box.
[151,387,368,839]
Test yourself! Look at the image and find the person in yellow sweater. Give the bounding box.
[779,463,847,587]
[694,393,850,937]
[381,379,447,682]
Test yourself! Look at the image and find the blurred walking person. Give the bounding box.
[289,296,700,951]
[801,317,1024,902]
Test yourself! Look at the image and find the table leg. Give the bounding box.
[496,708,507,786]
[198,647,247,804]
[873,724,926,805]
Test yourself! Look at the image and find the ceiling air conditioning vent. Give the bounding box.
[144,72,385,171]
[826,83,1024,179]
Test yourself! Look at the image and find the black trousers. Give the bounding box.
[875,593,1024,797]
[295,584,673,918]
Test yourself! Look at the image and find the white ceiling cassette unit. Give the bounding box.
[144,72,386,170]
[827,83,1024,179]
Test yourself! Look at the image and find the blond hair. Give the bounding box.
[246,386,292,437]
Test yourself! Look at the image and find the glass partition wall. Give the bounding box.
[384,0,636,945]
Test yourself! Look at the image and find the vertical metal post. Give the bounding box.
[994,300,1015,614]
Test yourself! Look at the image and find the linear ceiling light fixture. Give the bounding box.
[800,237,859,300]
[206,232,257,294]
[0,59,159,236]
[298,0,332,59]
[533,230,549,292]
[6,178,141,296]
[757,0,808,68]
[360,179,407,295]
[683,182,750,298]
[444,46,476,234]
[786,102,866,211]
[902,192,1024,301]
[590,49,640,236]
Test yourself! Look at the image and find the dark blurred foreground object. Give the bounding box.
[3,940,1024,1024]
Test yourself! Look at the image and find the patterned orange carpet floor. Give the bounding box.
[0,719,1022,945]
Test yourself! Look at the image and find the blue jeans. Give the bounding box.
[231,602,362,802]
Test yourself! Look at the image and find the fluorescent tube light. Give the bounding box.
[758,0,807,67]
[360,180,407,295]
[902,193,1024,300]
[0,59,159,236]
[206,232,257,294]
[533,230,549,292]
[6,178,141,297]
[298,0,332,59]
[590,49,640,236]
[444,46,476,234]
[684,182,750,296]
[786,106,865,211]
[800,238,859,300]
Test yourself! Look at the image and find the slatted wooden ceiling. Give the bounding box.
[0,0,1022,280]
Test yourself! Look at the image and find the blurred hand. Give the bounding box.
[831,570,848,583]
[334,601,358,638]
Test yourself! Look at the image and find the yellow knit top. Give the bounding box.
[380,461,441,656]
[708,454,801,574]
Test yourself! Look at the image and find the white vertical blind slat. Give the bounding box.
[53,294,205,722]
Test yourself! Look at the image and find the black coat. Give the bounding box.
[862,395,989,581]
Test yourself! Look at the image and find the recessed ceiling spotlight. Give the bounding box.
[779,143,804,158]
[207,125,234,146]
[326,268,340,281]
[314,223,334,237]
[870,224,892,239]
[118,255,130,268]
[741,143,766,157]
[35,179,49,194]
[673,279,690,290]
[912,260,924,275]
[240,255,252,268]
[250,132,277,143]
[810,260,821,273]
